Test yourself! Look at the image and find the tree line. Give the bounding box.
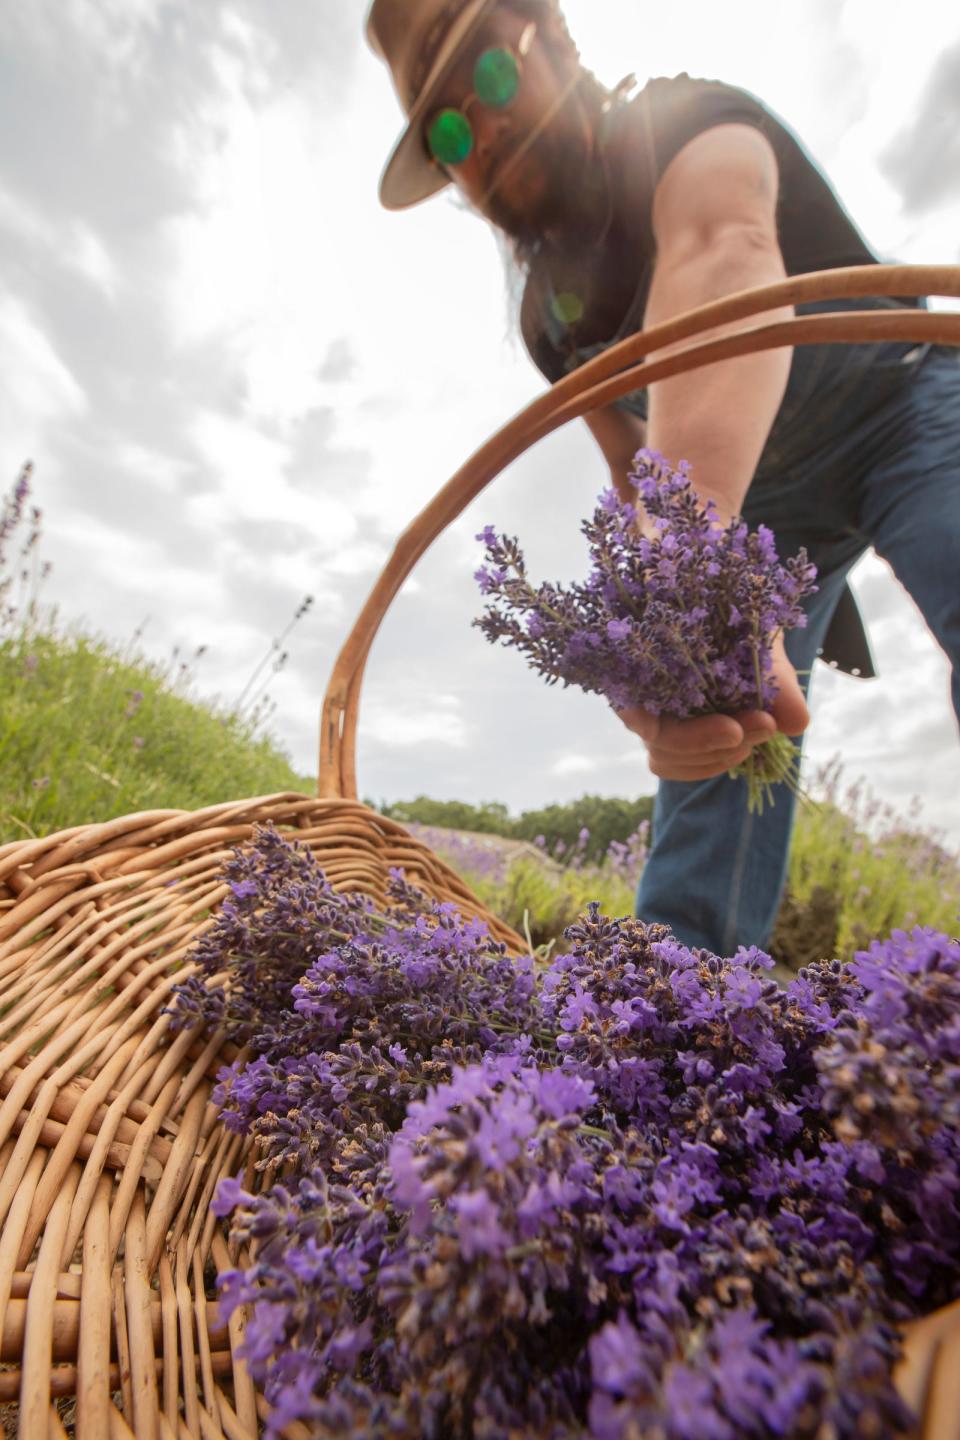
[371,793,654,864]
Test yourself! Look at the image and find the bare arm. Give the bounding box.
[583,405,647,501]
[644,123,793,521]
[585,126,791,516]
[603,123,809,770]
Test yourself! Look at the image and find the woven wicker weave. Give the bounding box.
[1,265,959,1439]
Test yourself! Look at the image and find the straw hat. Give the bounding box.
[366,0,507,210]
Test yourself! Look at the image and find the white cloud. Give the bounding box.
[109,440,189,495]
[551,753,600,777]
[0,184,120,301]
[189,409,288,491]
[69,225,119,299]
[2,0,958,851]
[11,0,165,72]
[187,409,360,545]
[0,294,88,481]
[40,510,224,654]
[324,541,388,578]
[801,556,960,840]
[361,693,467,749]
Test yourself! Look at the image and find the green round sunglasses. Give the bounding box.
[426,22,537,169]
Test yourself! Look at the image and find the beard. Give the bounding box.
[477,102,599,247]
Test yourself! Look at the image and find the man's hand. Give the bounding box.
[616,633,809,782]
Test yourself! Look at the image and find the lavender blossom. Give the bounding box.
[474,450,817,810]
[177,829,957,1438]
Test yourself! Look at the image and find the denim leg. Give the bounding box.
[856,349,960,727]
[635,568,853,955]
[633,340,960,957]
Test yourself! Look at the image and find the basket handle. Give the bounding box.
[319,262,960,800]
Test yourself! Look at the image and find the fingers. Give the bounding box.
[648,743,756,782]
[656,710,777,758]
[615,671,803,784]
[769,634,810,737]
[769,667,810,737]
[618,707,748,752]
[616,703,783,783]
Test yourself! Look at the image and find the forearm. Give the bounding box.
[643,234,794,522]
[583,405,648,504]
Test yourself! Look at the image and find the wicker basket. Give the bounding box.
[1,264,959,1440]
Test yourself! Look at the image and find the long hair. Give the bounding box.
[499,0,613,272]
[454,0,615,336]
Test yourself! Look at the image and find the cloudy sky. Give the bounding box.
[2,0,959,843]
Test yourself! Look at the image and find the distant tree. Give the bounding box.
[511,794,654,862]
[379,792,654,862]
[380,795,512,834]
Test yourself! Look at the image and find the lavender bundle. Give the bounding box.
[172,827,960,1439]
[474,450,818,811]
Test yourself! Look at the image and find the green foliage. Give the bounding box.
[381,792,654,861]
[469,855,636,951]
[0,630,312,843]
[380,795,512,834]
[406,771,958,968]
[510,794,654,862]
[780,780,960,959]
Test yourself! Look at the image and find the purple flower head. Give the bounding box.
[211,1174,253,1218]
[449,1187,512,1260]
[528,1066,596,1120]
[589,1311,651,1394]
[230,878,260,900]
[174,828,958,1439]
[474,449,817,810]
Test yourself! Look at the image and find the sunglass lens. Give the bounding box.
[428,108,474,166]
[473,47,520,108]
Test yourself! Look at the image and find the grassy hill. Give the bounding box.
[3,624,956,972]
[3,464,955,968]
[0,630,312,843]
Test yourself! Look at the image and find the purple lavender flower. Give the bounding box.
[474,450,817,811]
[178,829,954,1438]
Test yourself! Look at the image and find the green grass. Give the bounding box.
[474,855,637,952]
[4,464,955,960]
[411,775,960,967]
[776,767,960,959]
[4,625,954,971]
[0,629,312,843]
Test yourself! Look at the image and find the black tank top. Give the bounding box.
[520,74,908,679]
[521,73,921,390]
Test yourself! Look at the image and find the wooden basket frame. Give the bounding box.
[0,264,959,1438]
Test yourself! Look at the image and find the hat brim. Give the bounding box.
[378,0,499,210]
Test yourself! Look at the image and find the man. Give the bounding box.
[366,0,960,956]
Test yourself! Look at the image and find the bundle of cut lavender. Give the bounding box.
[474,449,817,811]
[172,826,960,1439]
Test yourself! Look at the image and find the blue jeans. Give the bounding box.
[635,319,960,956]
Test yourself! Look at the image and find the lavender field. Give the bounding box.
[405,764,960,971]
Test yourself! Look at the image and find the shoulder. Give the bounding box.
[616,75,782,241]
[656,120,780,200]
[615,72,781,179]
[629,72,773,128]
